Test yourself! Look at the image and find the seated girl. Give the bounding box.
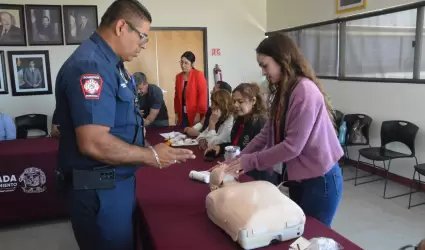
[196,89,234,150]
[204,83,275,182]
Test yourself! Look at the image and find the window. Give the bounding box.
[284,30,300,46]
[267,2,425,83]
[344,9,417,79]
[299,24,339,77]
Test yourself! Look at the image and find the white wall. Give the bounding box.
[267,0,425,179]
[0,0,267,128]
[267,0,422,31]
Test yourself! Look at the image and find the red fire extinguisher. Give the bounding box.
[213,64,222,84]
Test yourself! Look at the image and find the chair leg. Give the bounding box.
[344,145,349,164]
[354,154,360,186]
[383,160,390,198]
[408,170,416,209]
[408,170,425,208]
[385,157,420,199]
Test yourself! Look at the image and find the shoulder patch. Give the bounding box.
[80,74,103,100]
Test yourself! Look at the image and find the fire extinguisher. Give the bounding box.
[213,64,222,84]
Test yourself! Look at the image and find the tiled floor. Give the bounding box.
[1,167,425,250]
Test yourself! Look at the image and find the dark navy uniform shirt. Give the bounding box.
[137,84,169,121]
[55,32,144,175]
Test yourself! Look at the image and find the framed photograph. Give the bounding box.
[63,5,98,45]
[0,51,8,95]
[336,0,367,14]
[7,50,52,96]
[25,5,63,46]
[0,4,26,46]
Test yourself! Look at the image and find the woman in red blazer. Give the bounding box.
[174,51,208,127]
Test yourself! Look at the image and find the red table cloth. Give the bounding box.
[136,127,363,250]
[0,137,67,224]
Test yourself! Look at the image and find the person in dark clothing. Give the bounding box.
[204,83,275,182]
[184,80,232,137]
[134,72,169,127]
[51,109,60,138]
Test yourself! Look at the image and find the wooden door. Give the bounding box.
[124,29,205,125]
[156,30,204,125]
[125,30,158,84]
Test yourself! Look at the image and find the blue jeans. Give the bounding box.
[67,177,136,250]
[289,163,343,227]
[148,120,169,127]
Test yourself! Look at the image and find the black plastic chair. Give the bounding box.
[15,114,48,139]
[356,120,419,199]
[333,109,344,134]
[408,163,425,209]
[341,114,373,181]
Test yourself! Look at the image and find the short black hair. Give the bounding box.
[217,81,232,93]
[133,72,147,86]
[100,0,152,28]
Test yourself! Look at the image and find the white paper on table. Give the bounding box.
[159,131,183,139]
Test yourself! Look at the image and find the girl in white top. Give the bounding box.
[197,89,234,150]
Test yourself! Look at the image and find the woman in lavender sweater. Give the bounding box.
[222,34,344,227]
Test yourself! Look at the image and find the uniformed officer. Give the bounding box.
[54,1,195,250]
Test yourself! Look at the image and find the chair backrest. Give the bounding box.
[15,114,48,139]
[343,113,373,145]
[381,120,419,155]
[333,110,344,129]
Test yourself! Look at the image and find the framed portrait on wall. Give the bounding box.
[0,51,8,95]
[7,50,53,96]
[25,5,64,46]
[0,4,26,46]
[63,5,98,45]
[336,0,367,14]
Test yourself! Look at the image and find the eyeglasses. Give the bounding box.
[125,20,149,45]
[179,60,191,65]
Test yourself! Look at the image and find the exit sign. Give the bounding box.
[212,48,221,56]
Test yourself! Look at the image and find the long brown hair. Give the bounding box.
[232,83,267,121]
[210,89,233,123]
[255,34,334,125]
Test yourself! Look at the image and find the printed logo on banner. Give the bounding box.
[19,167,47,194]
[80,74,103,100]
[0,174,18,192]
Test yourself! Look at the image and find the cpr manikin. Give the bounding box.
[206,163,306,250]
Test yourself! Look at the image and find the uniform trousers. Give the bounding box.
[67,176,136,250]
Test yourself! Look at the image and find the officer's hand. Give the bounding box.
[152,143,195,168]
[175,115,180,125]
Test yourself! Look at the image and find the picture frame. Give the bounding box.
[63,5,98,45]
[0,4,26,46]
[7,50,53,96]
[336,0,367,14]
[0,51,8,95]
[25,5,64,46]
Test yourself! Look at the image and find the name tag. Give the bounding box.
[183,106,187,113]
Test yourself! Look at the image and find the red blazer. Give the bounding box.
[174,69,208,126]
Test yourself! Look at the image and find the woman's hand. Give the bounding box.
[209,109,221,125]
[175,115,180,125]
[198,139,208,150]
[184,127,200,137]
[204,145,220,156]
[223,158,244,177]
